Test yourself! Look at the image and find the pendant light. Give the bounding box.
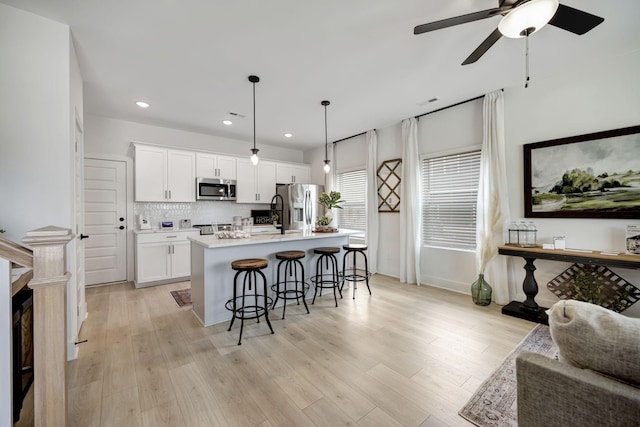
[322,100,331,173]
[248,75,260,165]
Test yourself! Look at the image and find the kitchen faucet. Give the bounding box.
[270,194,285,235]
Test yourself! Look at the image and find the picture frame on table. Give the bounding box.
[524,125,640,219]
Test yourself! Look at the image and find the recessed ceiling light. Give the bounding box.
[136,101,150,108]
[222,120,233,126]
[284,133,293,138]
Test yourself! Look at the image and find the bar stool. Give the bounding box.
[271,250,310,319]
[342,243,372,299]
[225,258,274,345]
[311,247,342,307]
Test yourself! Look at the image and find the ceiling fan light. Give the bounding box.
[498,0,559,38]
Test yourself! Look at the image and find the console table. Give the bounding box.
[498,245,640,324]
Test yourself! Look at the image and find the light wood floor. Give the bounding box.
[65,274,535,427]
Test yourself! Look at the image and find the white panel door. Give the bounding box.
[137,243,171,283]
[217,155,237,179]
[74,117,87,340]
[166,149,195,202]
[84,158,127,285]
[171,241,192,278]
[256,161,276,203]
[134,145,167,201]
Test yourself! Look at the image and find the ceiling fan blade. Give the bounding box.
[548,4,604,35]
[462,28,503,65]
[414,7,508,35]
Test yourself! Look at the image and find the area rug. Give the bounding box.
[458,324,557,426]
[170,289,191,307]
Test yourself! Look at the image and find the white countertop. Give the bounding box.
[133,228,200,234]
[189,228,360,249]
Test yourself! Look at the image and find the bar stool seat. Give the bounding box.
[342,244,372,299]
[271,250,309,319]
[311,247,342,307]
[225,258,273,345]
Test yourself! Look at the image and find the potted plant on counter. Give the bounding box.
[316,191,343,232]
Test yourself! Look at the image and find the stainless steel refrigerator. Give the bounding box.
[276,183,324,231]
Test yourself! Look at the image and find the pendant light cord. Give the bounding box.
[324,103,328,159]
[252,81,256,150]
[525,34,530,89]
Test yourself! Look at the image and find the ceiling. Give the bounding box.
[3,0,639,151]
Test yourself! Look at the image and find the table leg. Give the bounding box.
[522,257,539,311]
[501,256,549,324]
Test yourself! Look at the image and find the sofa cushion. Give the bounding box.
[547,299,640,385]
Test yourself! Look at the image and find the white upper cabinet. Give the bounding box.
[196,152,237,180]
[276,163,311,184]
[236,159,276,204]
[134,145,196,202]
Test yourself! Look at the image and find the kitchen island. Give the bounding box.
[189,229,360,326]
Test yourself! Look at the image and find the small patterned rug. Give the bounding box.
[458,324,557,426]
[170,289,191,307]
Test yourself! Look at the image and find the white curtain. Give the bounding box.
[365,130,378,274]
[400,118,421,285]
[476,90,511,304]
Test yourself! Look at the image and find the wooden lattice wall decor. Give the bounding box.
[547,263,640,313]
[377,158,401,212]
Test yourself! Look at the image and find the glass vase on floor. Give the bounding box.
[471,273,492,306]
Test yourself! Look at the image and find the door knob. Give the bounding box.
[119,226,125,230]
[80,234,89,240]
[119,217,125,222]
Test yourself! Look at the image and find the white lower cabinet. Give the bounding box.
[134,230,199,287]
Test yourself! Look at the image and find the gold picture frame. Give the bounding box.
[377,158,401,212]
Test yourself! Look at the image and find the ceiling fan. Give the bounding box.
[414,0,604,65]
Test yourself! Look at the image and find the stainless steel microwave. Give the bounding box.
[196,177,237,201]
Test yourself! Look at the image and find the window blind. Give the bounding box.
[421,150,481,250]
[336,169,366,232]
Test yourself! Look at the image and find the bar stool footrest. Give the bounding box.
[271,281,310,300]
[343,268,371,282]
[225,295,273,320]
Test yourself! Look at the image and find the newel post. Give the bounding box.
[23,226,74,427]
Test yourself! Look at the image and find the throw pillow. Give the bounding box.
[547,299,640,385]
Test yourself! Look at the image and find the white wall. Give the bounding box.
[0,4,72,242]
[85,114,304,163]
[503,50,640,315]
[0,3,82,418]
[306,49,640,316]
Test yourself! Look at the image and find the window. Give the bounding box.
[336,169,366,232]
[421,150,481,250]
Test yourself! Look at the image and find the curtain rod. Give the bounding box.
[332,130,369,145]
[415,88,503,120]
[415,94,484,119]
[332,89,502,144]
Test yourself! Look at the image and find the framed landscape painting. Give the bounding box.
[524,125,640,218]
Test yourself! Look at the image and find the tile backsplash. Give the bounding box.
[134,201,265,229]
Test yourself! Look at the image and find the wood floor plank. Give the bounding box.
[70,275,535,427]
[302,396,357,426]
[100,386,142,427]
[168,361,230,427]
[68,380,102,427]
[188,336,268,426]
[141,400,186,427]
[357,407,404,427]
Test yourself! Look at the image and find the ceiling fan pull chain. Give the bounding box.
[524,34,530,89]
